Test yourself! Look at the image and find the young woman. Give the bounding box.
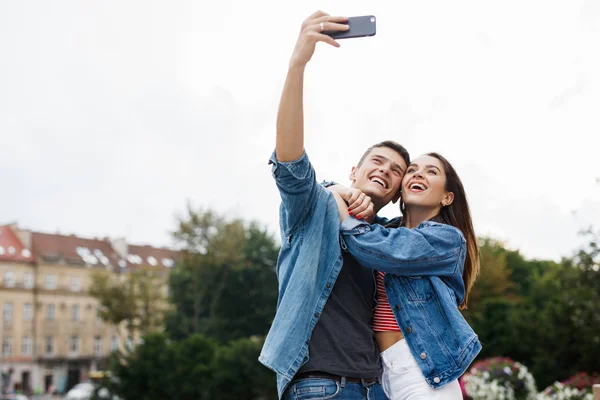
[329,152,481,399]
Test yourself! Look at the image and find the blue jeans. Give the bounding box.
[283,377,389,400]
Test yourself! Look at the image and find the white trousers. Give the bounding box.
[380,339,462,400]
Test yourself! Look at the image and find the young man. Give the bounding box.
[259,11,411,400]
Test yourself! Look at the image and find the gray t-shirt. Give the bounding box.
[298,252,382,378]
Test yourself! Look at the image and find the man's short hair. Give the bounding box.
[357,141,410,169]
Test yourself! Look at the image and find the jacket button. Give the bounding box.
[339,255,343,260]
[394,304,401,311]
[420,352,426,360]
[326,283,331,289]
[433,377,441,384]
[314,312,320,317]
[305,340,309,345]
[405,326,412,334]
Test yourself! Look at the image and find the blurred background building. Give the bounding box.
[0,223,179,395]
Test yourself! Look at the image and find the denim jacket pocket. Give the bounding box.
[404,277,435,302]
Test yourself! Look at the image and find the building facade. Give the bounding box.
[0,224,179,395]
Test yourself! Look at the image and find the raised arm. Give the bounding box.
[275,11,348,162]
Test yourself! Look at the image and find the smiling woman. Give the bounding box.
[329,151,480,399]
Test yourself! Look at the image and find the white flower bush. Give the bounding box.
[462,357,537,400]
[537,382,593,400]
[537,372,599,400]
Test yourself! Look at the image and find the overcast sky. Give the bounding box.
[1,0,599,261]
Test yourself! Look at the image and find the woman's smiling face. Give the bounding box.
[402,155,453,210]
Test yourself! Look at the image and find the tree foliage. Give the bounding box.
[90,268,166,344]
[468,229,600,389]
[106,333,276,400]
[165,206,279,343]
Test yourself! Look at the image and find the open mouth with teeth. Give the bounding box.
[370,177,388,189]
[408,182,427,192]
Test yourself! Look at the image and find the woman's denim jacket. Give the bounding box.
[340,217,482,389]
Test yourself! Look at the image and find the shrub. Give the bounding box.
[462,357,537,400]
[538,372,599,400]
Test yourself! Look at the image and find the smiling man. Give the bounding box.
[258,11,410,400]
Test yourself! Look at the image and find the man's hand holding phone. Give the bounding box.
[289,11,349,69]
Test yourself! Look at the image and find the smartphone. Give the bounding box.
[325,15,376,40]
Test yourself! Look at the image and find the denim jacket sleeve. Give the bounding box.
[340,218,465,277]
[269,150,320,235]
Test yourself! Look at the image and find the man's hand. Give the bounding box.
[328,185,375,222]
[275,11,348,162]
[289,11,349,69]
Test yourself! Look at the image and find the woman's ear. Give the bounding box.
[442,192,454,207]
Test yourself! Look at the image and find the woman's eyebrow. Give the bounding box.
[425,164,442,172]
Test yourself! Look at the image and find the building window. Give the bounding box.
[22,336,31,355]
[24,272,34,289]
[2,337,12,356]
[3,303,13,322]
[23,303,32,321]
[46,304,55,321]
[70,335,79,355]
[45,336,53,355]
[110,336,118,352]
[96,308,103,323]
[94,336,102,357]
[3,271,16,288]
[72,304,80,321]
[45,275,57,290]
[70,276,81,292]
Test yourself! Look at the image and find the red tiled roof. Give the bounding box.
[0,225,35,263]
[125,244,180,271]
[31,231,120,267]
[3,224,181,270]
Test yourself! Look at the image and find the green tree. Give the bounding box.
[106,333,277,400]
[212,337,277,400]
[90,269,166,346]
[108,333,216,400]
[165,207,279,343]
[462,238,558,375]
[524,228,600,388]
[463,238,517,325]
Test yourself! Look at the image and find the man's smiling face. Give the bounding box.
[349,146,407,212]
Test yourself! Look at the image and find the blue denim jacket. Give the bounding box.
[259,151,389,399]
[340,218,482,389]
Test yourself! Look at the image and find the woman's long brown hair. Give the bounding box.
[397,153,480,310]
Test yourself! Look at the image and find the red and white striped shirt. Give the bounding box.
[372,271,401,332]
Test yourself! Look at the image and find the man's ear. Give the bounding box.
[392,190,402,204]
[349,166,357,182]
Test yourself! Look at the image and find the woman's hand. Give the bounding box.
[328,185,375,222]
[331,191,351,222]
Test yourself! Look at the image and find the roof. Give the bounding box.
[30,231,179,270]
[31,231,121,268]
[125,244,179,270]
[2,224,180,270]
[0,225,35,263]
